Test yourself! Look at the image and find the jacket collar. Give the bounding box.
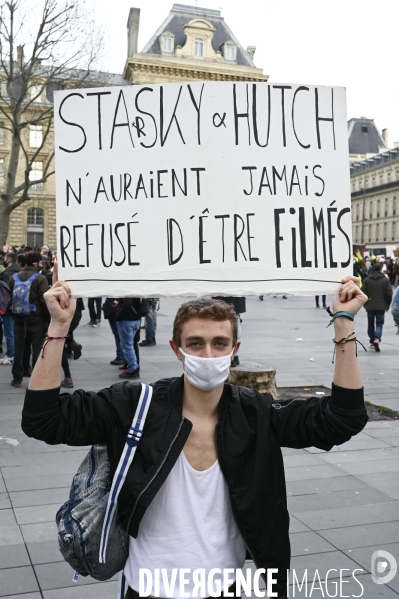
[167,374,230,421]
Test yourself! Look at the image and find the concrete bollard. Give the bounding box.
[227,361,278,399]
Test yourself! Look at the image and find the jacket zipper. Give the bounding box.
[126,416,185,530]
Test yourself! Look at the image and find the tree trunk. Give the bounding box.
[0,202,12,246]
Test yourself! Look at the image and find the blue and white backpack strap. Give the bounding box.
[118,570,127,599]
[99,383,153,565]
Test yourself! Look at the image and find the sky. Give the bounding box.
[89,0,399,146]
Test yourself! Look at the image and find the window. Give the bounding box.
[0,158,5,190]
[29,84,42,102]
[27,207,44,247]
[161,33,174,53]
[224,43,237,61]
[0,122,4,145]
[388,171,391,182]
[29,125,43,148]
[372,176,375,186]
[397,170,399,181]
[29,161,43,189]
[380,174,384,185]
[376,223,379,242]
[0,80,7,97]
[194,38,204,57]
[361,126,368,133]
[394,197,397,216]
[356,204,359,221]
[393,221,396,241]
[369,201,373,219]
[377,199,380,218]
[384,222,387,241]
[385,198,388,217]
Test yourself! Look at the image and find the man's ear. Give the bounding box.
[169,340,183,362]
[232,340,241,358]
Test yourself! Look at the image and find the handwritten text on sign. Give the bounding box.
[54,82,351,297]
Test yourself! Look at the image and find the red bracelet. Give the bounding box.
[41,333,69,358]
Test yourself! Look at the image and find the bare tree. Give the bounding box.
[0,0,104,245]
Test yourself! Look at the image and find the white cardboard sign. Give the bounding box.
[54,81,352,297]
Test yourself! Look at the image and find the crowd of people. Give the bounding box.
[0,243,398,390]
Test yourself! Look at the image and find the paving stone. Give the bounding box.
[0,449,87,468]
[20,521,57,544]
[34,561,119,590]
[0,544,30,569]
[0,594,41,599]
[42,581,119,598]
[305,436,392,453]
[318,446,399,464]
[14,503,59,525]
[0,524,24,547]
[286,572,399,598]
[355,472,399,501]
[334,457,399,475]
[343,543,399,593]
[283,453,326,467]
[0,509,16,527]
[290,531,336,556]
[287,485,393,512]
[317,520,399,549]
[2,462,83,480]
[289,549,364,584]
[5,473,76,492]
[293,501,399,530]
[10,487,70,508]
[286,475,368,496]
[26,540,63,566]
[289,515,311,533]
[0,566,39,596]
[284,463,348,481]
[0,493,11,509]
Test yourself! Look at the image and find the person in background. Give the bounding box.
[116,298,142,379]
[40,246,50,261]
[315,295,326,308]
[23,246,33,255]
[0,250,5,276]
[0,252,21,365]
[361,262,392,352]
[87,297,102,327]
[17,254,27,269]
[103,298,125,366]
[8,251,49,387]
[39,259,53,286]
[139,298,159,347]
[61,298,84,388]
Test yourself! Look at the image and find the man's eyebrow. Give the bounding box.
[184,335,232,341]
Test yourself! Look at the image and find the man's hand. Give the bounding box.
[332,275,368,316]
[44,279,76,330]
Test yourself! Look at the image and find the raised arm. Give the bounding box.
[331,275,367,389]
[29,263,75,391]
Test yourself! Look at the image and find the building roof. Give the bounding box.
[348,117,386,155]
[141,3,256,67]
[350,146,399,176]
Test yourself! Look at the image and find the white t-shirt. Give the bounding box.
[125,451,246,598]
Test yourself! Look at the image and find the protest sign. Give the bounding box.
[54,81,352,297]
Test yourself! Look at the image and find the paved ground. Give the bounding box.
[0,295,399,598]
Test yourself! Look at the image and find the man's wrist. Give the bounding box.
[47,321,70,337]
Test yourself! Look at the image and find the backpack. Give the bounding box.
[0,280,10,315]
[56,383,153,582]
[11,272,40,317]
[132,298,148,318]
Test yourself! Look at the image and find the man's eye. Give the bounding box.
[215,342,227,347]
[187,342,200,347]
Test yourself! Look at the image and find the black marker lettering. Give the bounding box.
[160,86,186,146]
[274,209,285,268]
[101,224,113,267]
[85,223,100,266]
[246,213,259,261]
[94,177,109,203]
[124,173,133,200]
[315,88,336,150]
[337,207,351,268]
[234,214,247,261]
[312,207,327,268]
[58,93,86,153]
[110,90,135,149]
[233,83,250,145]
[273,85,292,147]
[252,84,271,147]
[292,86,310,149]
[190,167,206,195]
[313,165,325,197]
[73,225,84,267]
[86,91,111,150]
[327,207,338,268]
[60,226,72,267]
[135,87,158,148]
[272,166,288,195]
[242,166,257,196]
[167,218,184,265]
[157,170,168,198]
[199,216,211,264]
[299,208,312,267]
[114,223,126,266]
[171,169,187,196]
[110,174,122,202]
[214,214,230,263]
[127,221,140,266]
[66,178,81,206]
[188,83,204,145]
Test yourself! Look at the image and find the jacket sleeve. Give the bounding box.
[386,278,393,309]
[267,384,368,450]
[21,386,116,446]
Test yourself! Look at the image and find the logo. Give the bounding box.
[371,550,398,585]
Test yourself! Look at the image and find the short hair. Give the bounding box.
[26,251,41,266]
[17,254,27,266]
[24,246,33,253]
[5,252,17,263]
[372,262,383,271]
[172,298,237,347]
[41,259,51,272]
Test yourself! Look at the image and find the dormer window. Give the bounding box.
[224,42,237,62]
[194,38,204,57]
[161,32,174,54]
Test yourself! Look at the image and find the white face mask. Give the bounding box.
[179,348,234,391]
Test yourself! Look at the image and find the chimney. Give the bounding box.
[382,128,389,147]
[247,46,256,59]
[127,8,140,57]
[17,45,24,68]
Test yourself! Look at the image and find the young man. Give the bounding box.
[361,262,392,352]
[22,274,368,599]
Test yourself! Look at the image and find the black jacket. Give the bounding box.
[213,296,246,314]
[21,377,367,598]
[361,272,392,311]
[116,298,143,321]
[1,262,20,284]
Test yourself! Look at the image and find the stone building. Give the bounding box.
[5,3,267,248]
[350,146,399,253]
